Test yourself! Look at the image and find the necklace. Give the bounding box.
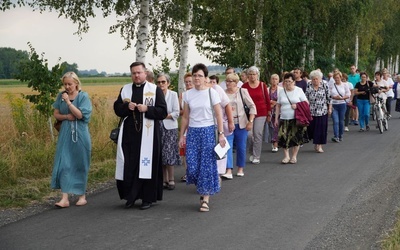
[132,111,142,132]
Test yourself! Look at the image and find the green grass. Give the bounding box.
[0,77,131,86]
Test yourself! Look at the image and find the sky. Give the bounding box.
[0,7,213,74]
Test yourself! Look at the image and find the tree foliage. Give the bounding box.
[0,47,29,79]
[15,43,65,118]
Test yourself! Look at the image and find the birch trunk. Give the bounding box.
[355,34,359,69]
[301,28,307,68]
[178,0,193,95]
[308,32,314,69]
[254,0,264,67]
[375,58,380,73]
[135,0,150,63]
[395,55,399,75]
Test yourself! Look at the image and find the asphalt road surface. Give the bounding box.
[1,116,400,250]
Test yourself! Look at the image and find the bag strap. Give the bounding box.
[239,88,246,107]
[208,88,218,141]
[333,83,343,97]
[283,88,292,105]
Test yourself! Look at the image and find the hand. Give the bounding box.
[246,122,253,131]
[228,121,235,132]
[179,136,186,148]
[291,104,297,110]
[137,104,148,112]
[128,102,137,111]
[62,92,69,102]
[218,134,226,147]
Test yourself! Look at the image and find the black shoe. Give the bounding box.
[140,201,152,210]
[125,199,134,208]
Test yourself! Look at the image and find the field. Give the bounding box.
[0,77,130,208]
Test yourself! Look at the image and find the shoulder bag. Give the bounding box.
[239,88,250,120]
[110,117,124,143]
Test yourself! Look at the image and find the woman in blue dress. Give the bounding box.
[51,72,92,208]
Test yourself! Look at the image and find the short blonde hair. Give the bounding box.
[226,73,240,83]
[61,71,81,90]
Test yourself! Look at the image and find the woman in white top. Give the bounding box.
[330,71,350,141]
[179,63,226,212]
[274,73,308,164]
[157,73,180,190]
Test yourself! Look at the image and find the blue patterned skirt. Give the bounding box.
[186,125,220,196]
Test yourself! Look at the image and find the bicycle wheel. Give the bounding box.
[372,106,376,121]
[383,117,388,131]
[377,119,383,134]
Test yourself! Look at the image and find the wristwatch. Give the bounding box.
[249,120,254,123]
[218,131,224,135]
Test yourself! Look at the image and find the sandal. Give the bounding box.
[163,182,169,189]
[167,180,175,190]
[180,175,187,182]
[316,147,324,153]
[289,158,297,164]
[281,158,290,164]
[200,200,209,212]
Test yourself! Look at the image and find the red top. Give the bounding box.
[241,82,271,117]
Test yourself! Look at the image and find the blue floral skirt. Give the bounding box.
[186,125,220,196]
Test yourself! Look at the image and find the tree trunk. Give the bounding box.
[355,34,359,69]
[178,0,193,95]
[254,0,264,67]
[331,42,336,69]
[135,0,150,63]
[395,55,399,75]
[375,58,380,73]
[301,28,307,68]
[308,32,314,69]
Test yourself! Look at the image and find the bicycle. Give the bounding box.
[370,87,389,134]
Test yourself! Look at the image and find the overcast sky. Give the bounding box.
[0,7,212,74]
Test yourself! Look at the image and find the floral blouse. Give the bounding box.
[305,82,331,117]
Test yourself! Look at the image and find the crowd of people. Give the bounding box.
[50,63,399,213]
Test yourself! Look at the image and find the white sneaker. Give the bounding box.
[272,147,278,152]
[236,172,244,177]
[344,126,349,132]
[252,158,260,164]
[249,155,254,162]
[221,173,233,180]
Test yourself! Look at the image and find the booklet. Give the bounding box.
[214,137,231,159]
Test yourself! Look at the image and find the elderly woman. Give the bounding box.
[330,71,350,141]
[179,63,226,212]
[305,70,332,153]
[354,72,374,132]
[241,66,271,164]
[382,69,395,117]
[274,73,308,164]
[268,74,283,152]
[221,73,256,179]
[156,73,180,190]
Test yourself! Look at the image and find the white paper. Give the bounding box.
[214,137,231,159]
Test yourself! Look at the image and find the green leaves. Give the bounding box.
[15,43,65,118]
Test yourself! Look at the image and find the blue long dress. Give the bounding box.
[51,91,92,195]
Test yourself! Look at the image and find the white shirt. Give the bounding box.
[277,86,307,120]
[184,88,221,127]
[384,77,395,98]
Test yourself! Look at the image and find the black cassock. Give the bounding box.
[114,83,167,203]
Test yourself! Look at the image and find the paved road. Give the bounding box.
[1,117,400,250]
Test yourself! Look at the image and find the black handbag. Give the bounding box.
[239,88,250,120]
[110,117,124,143]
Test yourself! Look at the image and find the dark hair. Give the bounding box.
[209,75,219,83]
[375,71,382,77]
[360,72,368,78]
[225,67,235,73]
[130,62,146,70]
[293,67,303,73]
[342,73,348,81]
[192,63,208,77]
[284,72,295,81]
[302,71,309,78]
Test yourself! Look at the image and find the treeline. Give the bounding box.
[0,47,108,79]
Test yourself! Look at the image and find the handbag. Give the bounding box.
[239,88,250,120]
[283,88,310,127]
[54,120,62,132]
[209,88,226,160]
[110,117,124,143]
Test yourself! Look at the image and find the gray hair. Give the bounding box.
[247,66,260,79]
[156,72,171,83]
[309,70,323,80]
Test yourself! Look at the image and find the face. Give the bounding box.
[361,74,367,81]
[334,75,341,83]
[225,69,234,75]
[293,70,301,79]
[350,66,356,74]
[192,70,206,87]
[131,65,147,84]
[184,76,193,90]
[241,72,247,82]
[270,75,279,85]
[247,71,258,82]
[375,74,381,81]
[156,76,169,91]
[63,77,78,93]
[311,77,320,86]
[209,78,218,85]
[225,78,237,90]
[284,77,295,88]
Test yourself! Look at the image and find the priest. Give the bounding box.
[114,61,167,210]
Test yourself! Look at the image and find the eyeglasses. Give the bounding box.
[284,80,294,83]
[226,80,236,83]
[157,80,167,84]
[192,74,204,78]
